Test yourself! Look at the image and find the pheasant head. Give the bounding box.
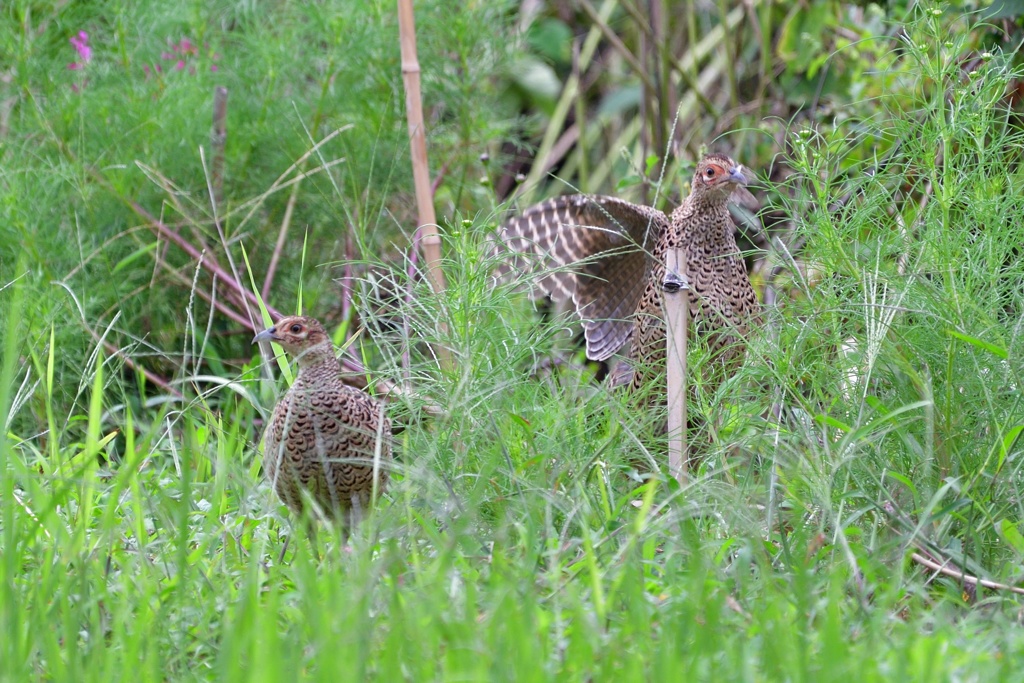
[252,316,335,367]
[689,153,750,203]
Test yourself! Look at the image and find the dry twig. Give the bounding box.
[910,550,1024,596]
[210,86,228,215]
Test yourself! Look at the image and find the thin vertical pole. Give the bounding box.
[663,247,689,484]
[397,0,452,371]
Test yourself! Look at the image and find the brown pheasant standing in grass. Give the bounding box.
[253,316,391,528]
[498,153,760,404]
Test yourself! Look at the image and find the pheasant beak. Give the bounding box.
[729,165,749,186]
[252,327,279,345]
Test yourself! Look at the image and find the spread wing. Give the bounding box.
[496,195,669,361]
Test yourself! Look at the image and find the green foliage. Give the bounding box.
[0,0,520,419]
[765,2,1024,618]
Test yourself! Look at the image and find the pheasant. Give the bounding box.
[498,153,760,401]
[253,316,391,527]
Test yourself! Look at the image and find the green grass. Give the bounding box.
[4,2,1024,681]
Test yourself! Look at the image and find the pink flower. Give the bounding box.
[155,36,221,77]
[68,30,91,70]
[70,31,92,62]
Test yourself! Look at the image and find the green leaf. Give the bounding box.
[644,155,661,177]
[998,425,1024,471]
[597,84,642,119]
[113,241,159,274]
[815,414,851,432]
[297,227,309,316]
[777,2,832,71]
[864,395,888,414]
[615,174,643,192]
[946,329,1008,359]
[507,56,561,112]
[241,242,292,385]
[885,471,918,499]
[998,519,1024,556]
[983,0,1024,20]
[526,18,572,65]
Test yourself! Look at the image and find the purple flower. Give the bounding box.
[70,31,91,62]
[68,30,92,71]
[154,36,221,77]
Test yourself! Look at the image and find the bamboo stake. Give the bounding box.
[397,0,451,370]
[663,247,689,484]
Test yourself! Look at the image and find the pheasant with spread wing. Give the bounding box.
[498,153,760,398]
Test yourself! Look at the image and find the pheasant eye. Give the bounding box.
[705,167,716,177]
[290,324,302,333]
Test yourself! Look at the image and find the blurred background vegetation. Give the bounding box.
[2,0,1020,399]
[2,0,1020,403]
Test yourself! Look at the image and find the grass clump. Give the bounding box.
[766,9,1024,598]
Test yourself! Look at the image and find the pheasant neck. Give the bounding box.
[293,341,339,371]
[679,195,733,243]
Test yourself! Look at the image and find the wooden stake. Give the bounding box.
[663,247,689,484]
[397,0,451,370]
